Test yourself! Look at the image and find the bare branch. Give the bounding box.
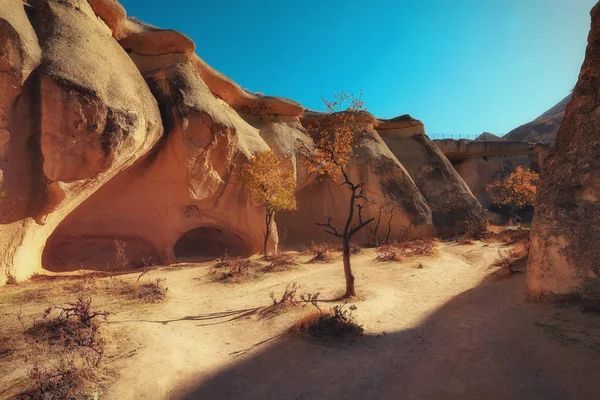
[316,217,343,238]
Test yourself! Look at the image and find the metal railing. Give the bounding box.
[427,133,479,140]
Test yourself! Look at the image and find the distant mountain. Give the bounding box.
[475,132,505,141]
[503,94,572,145]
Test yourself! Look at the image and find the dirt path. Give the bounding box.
[2,241,600,399]
[99,241,600,400]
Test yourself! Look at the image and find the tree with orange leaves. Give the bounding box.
[242,151,296,255]
[304,90,373,298]
[486,166,539,216]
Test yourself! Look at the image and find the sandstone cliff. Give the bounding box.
[0,0,487,283]
[527,2,600,300]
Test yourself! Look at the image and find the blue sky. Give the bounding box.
[122,0,597,136]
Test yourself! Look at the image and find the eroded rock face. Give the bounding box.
[527,2,600,299]
[0,0,162,281]
[0,0,488,283]
[381,129,487,237]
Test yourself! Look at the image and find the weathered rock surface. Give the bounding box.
[504,94,571,145]
[0,0,162,281]
[527,2,600,299]
[0,0,487,283]
[379,122,487,236]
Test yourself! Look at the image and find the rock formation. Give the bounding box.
[0,0,487,284]
[434,139,543,208]
[527,2,600,299]
[504,94,572,145]
[475,132,504,141]
[378,119,487,236]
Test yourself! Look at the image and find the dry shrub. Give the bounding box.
[375,243,406,262]
[492,238,530,274]
[262,253,298,272]
[25,296,108,367]
[480,228,530,244]
[18,296,108,399]
[290,303,363,342]
[492,250,516,273]
[23,357,96,400]
[303,242,338,263]
[376,238,438,262]
[214,253,260,282]
[112,238,129,271]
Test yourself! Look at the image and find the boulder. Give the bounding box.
[527,2,600,299]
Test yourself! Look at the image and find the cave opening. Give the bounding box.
[173,226,250,261]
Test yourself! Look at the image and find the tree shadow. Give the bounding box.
[174,273,600,400]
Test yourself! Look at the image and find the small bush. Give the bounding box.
[491,236,531,274]
[492,250,516,273]
[376,243,405,262]
[376,238,437,262]
[24,357,94,400]
[25,296,108,367]
[112,238,130,272]
[303,242,338,263]
[214,253,260,282]
[291,303,363,342]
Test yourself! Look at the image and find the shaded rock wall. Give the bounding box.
[527,2,600,299]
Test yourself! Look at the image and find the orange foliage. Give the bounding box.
[242,151,296,214]
[486,166,539,208]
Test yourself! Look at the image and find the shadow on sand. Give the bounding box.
[174,273,600,400]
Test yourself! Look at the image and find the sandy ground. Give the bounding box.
[1,240,600,399]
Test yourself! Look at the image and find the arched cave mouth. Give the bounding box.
[174,226,250,261]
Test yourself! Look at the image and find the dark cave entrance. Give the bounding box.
[173,226,250,261]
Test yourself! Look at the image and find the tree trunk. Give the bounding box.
[342,239,355,297]
[263,211,273,255]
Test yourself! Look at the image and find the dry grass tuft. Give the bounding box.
[290,303,364,343]
[302,242,339,263]
[376,238,438,262]
[262,253,298,272]
[480,228,530,244]
[213,253,261,282]
[107,277,168,303]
